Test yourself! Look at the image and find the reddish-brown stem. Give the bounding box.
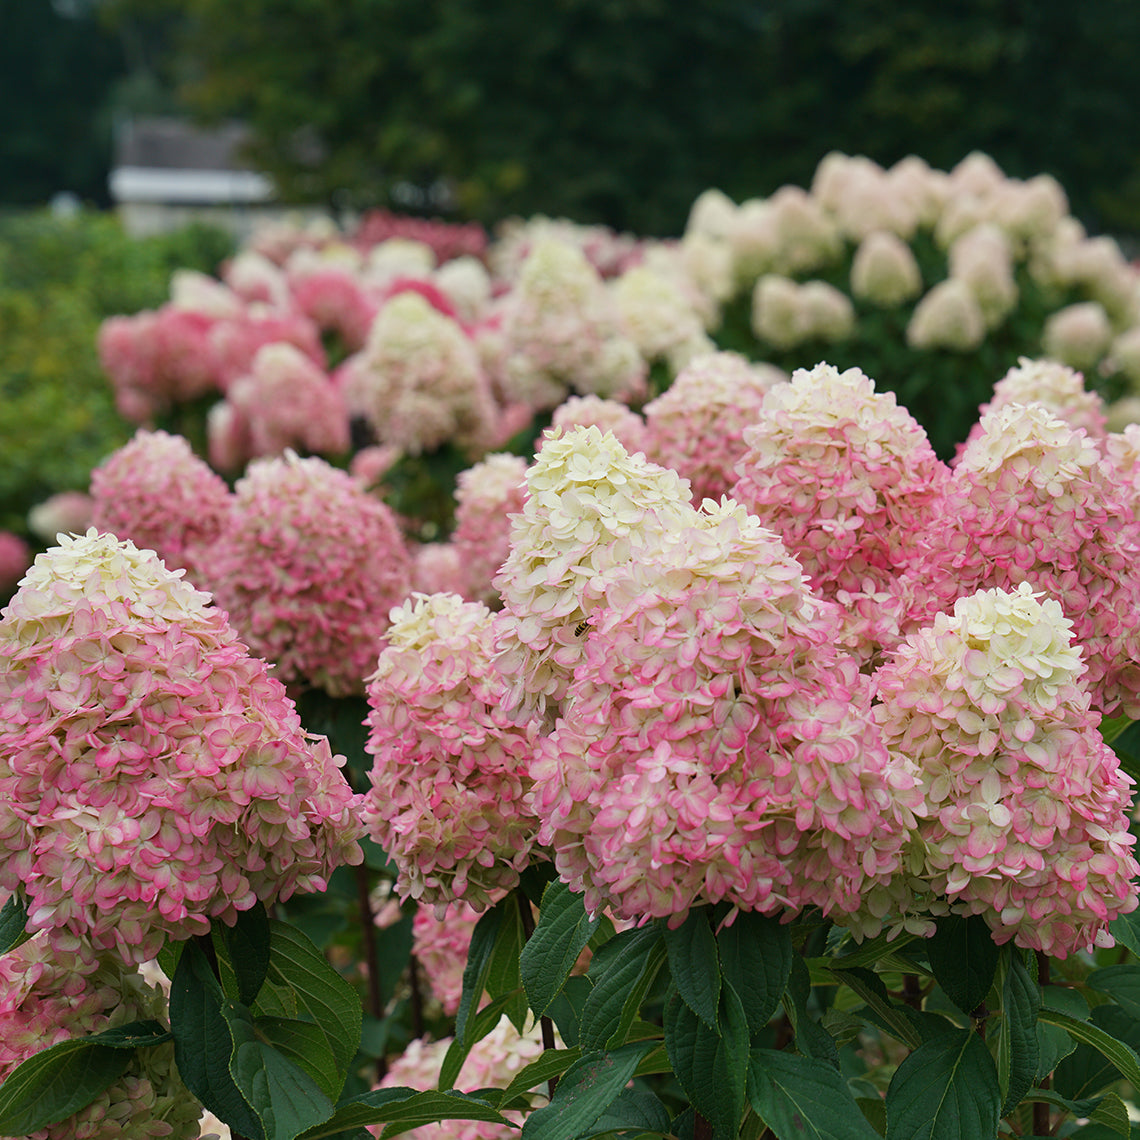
[693,1111,714,1140]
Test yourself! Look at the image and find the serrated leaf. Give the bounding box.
[0,893,29,955]
[588,1086,672,1135]
[997,949,1039,1115]
[924,914,999,1016]
[520,1041,654,1140]
[0,1038,131,1135]
[520,880,600,1017]
[664,908,722,1030]
[255,1017,344,1103]
[169,939,265,1140]
[579,926,666,1052]
[484,891,527,1032]
[884,1027,1001,1140]
[294,1088,509,1140]
[1040,1005,1140,1090]
[748,1049,881,1140]
[1107,905,1140,959]
[717,910,792,1035]
[219,901,272,1006]
[497,1046,583,1111]
[224,1003,336,1140]
[1087,964,1140,1020]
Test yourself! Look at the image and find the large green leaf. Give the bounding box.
[224,1003,336,1140]
[520,1041,655,1140]
[1025,1089,1132,1138]
[588,1086,672,1135]
[717,910,793,1035]
[0,893,29,956]
[578,925,666,1052]
[294,1089,509,1140]
[1037,985,1086,1080]
[255,1017,345,1104]
[484,891,528,1032]
[219,901,272,1006]
[1041,1006,1140,1090]
[170,937,265,1140]
[997,949,1039,1115]
[748,1049,881,1140]
[496,1046,583,1111]
[884,1027,1001,1140]
[1087,965,1140,1020]
[664,907,722,1030]
[0,1038,132,1136]
[923,914,999,1016]
[1051,1004,1140,1099]
[454,899,505,1042]
[1107,905,1140,959]
[520,879,600,1017]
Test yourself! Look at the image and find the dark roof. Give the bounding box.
[114,116,255,172]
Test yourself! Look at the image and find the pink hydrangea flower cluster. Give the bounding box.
[362,592,541,911]
[353,209,488,265]
[285,260,379,352]
[530,499,921,928]
[219,342,351,464]
[0,928,202,1140]
[643,351,786,503]
[872,582,1139,956]
[339,292,498,456]
[451,453,529,606]
[0,530,364,963]
[499,239,646,411]
[89,429,232,584]
[905,402,1140,717]
[411,900,484,1016]
[0,530,31,595]
[730,362,947,659]
[492,426,694,722]
[376,1016,550,1140]
[411,542,469,598]
[206,453,412,697]
[548,395,648,457]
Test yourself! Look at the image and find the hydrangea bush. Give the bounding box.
[6,157,1140,1140]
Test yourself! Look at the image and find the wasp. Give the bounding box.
[573,618,590,637]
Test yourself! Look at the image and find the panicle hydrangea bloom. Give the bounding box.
[872,582,1139,956]
[1103,424,1140,519]
[733,186,842,280]
[0,929,202,1140]
[375,1016,551,1140]
[499,239,646,410]
[548,395,649,457]
[411,900,484,1016]
[0,531,31,595]
[905,278,987,352]
[340,291,497,455]
[433,256,493,325]
[730,363,947,660]
[89,429,232,584]
[959,357,1107,455]
[411,542,468,598]
[207,310,326,392]
[530,499,921,929]
[492,426,694,722]
[286,258,379,352]
[904,402,1140,717]
[27,492,93,544]
[225,342,350,460]
[451,453,529,606]
[947,223,1018,328]
[643,351,786,504]
[207,452,412,697]
[1042,301,1114,371]
[222,249,291,308]
[812,153,920,241]
[849,230,923,307]
[751,276,854,349]
[1107,325,1140,388]
[611,264,714,369]
[0,530,364,962]
[362,593,541,911]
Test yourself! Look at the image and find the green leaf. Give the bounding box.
[520,879,600,1017]
[254,920,362,1088]
[747,1049,881,1140]
[439,993,520,1091]
[1040,1005,1140,1089]
[0,1038,132,1136]
[0,893,29,955]
[170,937,265,1140]
[294,1089,510,1140]
[589,1086,672,1135]
[1100,714,1133,745]
[997,949,1039,1115]
[484,891,528,1033]
[454,900,504,1043]
[884,1027,1001,1140]
[87,1020,172,1049]
[1025,1089,1132,1138]
[520,1041,654,1140]
[828,966,921,1052]
[717,910,793,1035]
[1037,985,1086,1080]
[255,1017,345,1103]
[1107,905,1140,959]
[924,914,999,1016]
[497,1046,583,1111]
[547,975,593,1049]
[1052,1004,1140,1099]
[1088,965,1140,1020]
[664,907,722,1030]
[825,929,918,971]
[219,901,272,1006]
[223,1003,336,1140]
[579,926,666,1052]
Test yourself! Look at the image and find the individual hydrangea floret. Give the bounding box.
[643,351,786,503]
[730,362,947,660]
[0,531,364,962]
[89,428,232,585]
[206,452,412,697]
[904,402,1140,717]
[0,929,202,1139]
[530,499,921,928]
[872,582,1139,956]
[362,593,540,910]
[492,426,695,722]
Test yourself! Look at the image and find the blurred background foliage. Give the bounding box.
[7,0,1137,237]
